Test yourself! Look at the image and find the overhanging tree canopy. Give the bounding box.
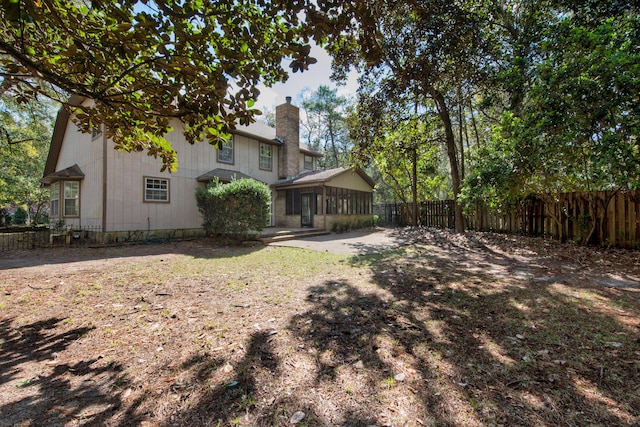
[0,0,315,171]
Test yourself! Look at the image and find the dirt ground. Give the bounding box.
[1,228,639,427]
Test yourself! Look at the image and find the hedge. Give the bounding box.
[195,178,271,239]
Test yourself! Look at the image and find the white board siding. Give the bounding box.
[103,120,280,232]
[54,121,104,229]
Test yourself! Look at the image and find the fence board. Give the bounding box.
[393,189,640,248]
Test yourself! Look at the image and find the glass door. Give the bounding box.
[301,193,313,227]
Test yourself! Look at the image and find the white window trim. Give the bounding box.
[259,143,272,170]
[50,182,60,218]
[63,181,80,217]
[144,176,170,203]
[217,137,234,164]
[304,155,313,170]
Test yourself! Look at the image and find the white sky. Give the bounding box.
[253,42,359,113]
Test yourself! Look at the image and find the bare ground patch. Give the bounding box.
[1,230,639,426]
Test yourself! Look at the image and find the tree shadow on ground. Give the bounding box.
[154,329,316,427]
[131,234,638,426]
[0,317,125,426]
[340,241,640,426]
[0,239,266,270]
[6,234,637,426]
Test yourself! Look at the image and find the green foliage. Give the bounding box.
[310,1,479,231]
[461,3,640,221]
[527,13,640,191]
[12,206,28,225]
[0,95,54,222]
[0,0,316,171]
[301,85,352,169]
[460,113,531,213]
[195,179,271,239]
[349,81,449,205]
[330,217,375,233]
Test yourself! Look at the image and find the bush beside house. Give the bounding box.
[196,178,271,239]
[12,207,28,225]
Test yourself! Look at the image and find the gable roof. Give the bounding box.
[233,121,277,145]
[196,168,259,183]
[272,167,375,189]
[41,163,85,185]
[43,95,84,177]
[43,97,317,178]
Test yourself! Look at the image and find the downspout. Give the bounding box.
[101,130,107,240]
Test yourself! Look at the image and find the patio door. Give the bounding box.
[301,193,314,227]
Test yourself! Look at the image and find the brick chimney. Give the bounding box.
[276,97,300,179]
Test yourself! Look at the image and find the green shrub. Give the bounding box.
[195,178,271,239]
[330,216,375,233]
[13,207,28,225]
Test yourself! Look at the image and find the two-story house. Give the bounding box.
[41,96,374,242]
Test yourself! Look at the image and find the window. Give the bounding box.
[286,189,301,215]
[259,143,272,170]
[63,182,79,216]
[304,155,313,170]
[50,183,60,217]
[325,187,372,215]
[217,137,234,164]
[144,177,169,202]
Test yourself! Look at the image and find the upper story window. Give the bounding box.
[217,137,234,164]
[144,177,170,202]
[304,155,313,170]
[259,143,272,170]
[63,181,80,216]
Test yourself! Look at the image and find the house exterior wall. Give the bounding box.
[273,170,375,231]
[272,194,373,231]
[326,172,373,192]
[54,120,104,229]
[103,119,281,232]
[299,154,311,172]
[46,100,373,237]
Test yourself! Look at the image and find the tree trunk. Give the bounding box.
[430,87,465,233]
[469,97,481,148]
[457,87,465,180]
[412,147,418,226]
[583,195,597,246]
[598,190,617,245]
[328,119,339,168]
[542,195,565,242]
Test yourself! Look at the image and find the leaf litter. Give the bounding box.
[0,228,639,426]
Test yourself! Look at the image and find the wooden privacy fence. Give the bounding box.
[398,189,640,248]
[374,203,403,226]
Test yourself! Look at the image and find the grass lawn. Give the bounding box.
[1,229,639,426]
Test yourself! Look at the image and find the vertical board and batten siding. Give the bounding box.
[401,190,640,248]
[54,120,104,229]
[104,120,281,232]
